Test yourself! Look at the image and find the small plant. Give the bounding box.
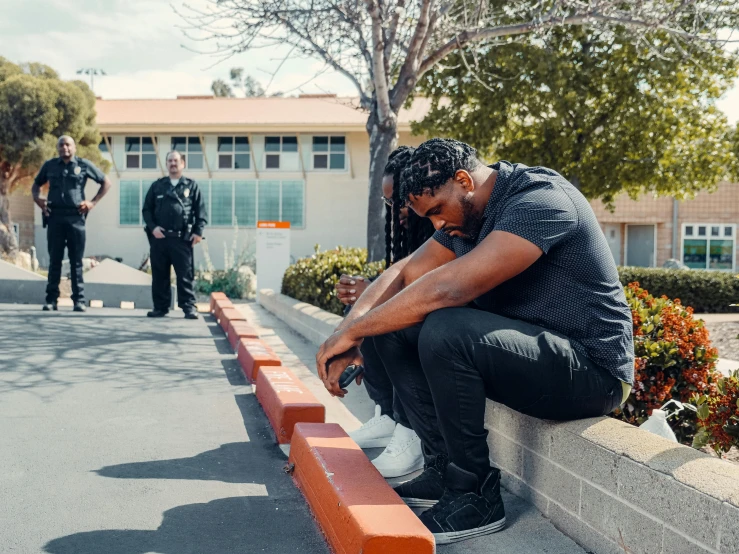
[693,370,739,456]
[195,223,255,299]
[612,282,720,444]
[281,245,385,315]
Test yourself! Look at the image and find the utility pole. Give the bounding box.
[76,68,107,92]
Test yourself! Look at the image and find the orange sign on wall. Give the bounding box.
[257,221,291,229]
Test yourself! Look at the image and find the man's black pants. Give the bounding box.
[46,213,86,304]
[360,337,410,427]
[149,236,196,312]
[373,307,624,481]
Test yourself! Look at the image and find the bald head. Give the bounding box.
[57,135,76,161]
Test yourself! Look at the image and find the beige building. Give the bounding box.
[30,95,427,269]
[13,93,737,272]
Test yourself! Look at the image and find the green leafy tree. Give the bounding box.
[0,58,109,256]
[415,28,739,205]
[211,78,234,97]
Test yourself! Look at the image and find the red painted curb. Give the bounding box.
[289,423,435,554]
[236,338,282,383]
[209,292,228,313]
[227,320,259,351]
[213,298,234,320]
[218,307,246,332]
[256,367,325,444]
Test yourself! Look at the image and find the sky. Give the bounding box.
[0,0,737,124]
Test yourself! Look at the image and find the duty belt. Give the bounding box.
[163,229,184,238]
[48,205,81,215]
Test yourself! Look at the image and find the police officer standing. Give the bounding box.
[142,150,207,319]
[32,135,111,312]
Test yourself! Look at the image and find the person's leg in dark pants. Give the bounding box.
[65,215,86,305]
[169,238,196,313]
[149,237,172,312]
[45,217,68,306]
[360,337,394,417]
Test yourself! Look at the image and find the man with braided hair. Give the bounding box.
[318,138,634,544]
[334,146,435,478]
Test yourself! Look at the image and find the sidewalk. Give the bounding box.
[236,300,588,554]
[0,304,329,554]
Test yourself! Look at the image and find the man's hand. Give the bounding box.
[152,226,165,239]
[335,275,369,306]
[320,346,363,398]
[35,198,49,215]
[78,200,96,215]
[191,234,202,246]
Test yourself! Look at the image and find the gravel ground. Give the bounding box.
[704,321,739,361]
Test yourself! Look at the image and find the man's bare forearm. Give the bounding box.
[31,183,42,201]
[91,177,112,204]
[335,257,410,332]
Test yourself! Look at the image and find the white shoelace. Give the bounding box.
[383,428,417,456]
[356,405,385,431]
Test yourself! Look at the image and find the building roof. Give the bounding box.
[95,95,431,133]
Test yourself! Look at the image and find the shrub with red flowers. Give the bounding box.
[612,282,720,444]
[693,370,739,455]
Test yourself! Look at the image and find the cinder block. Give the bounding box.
[547,502,625,554]
[89,300,103,308]
[616,457,722,546]
[720,502,739,554]
[523,450,581,514]
[550,432,620,494]
[218,307,246,332]
[120,301,134,310]
[227,320,259,351]
[289,423,435,554]
[580,482,663,554]
[485,401,552,456]
[237,338,282,383]
[209,292,227,313]
[487,429,523,477]
[213,297,234,319]
[256,367,325,444]
[501,470,549,516]
[662,530,715,554]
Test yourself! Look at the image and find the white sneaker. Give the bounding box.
[371,423,424,478]
[348,405,396,448]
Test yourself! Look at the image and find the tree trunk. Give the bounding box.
[366,108,398,262]
[0,175,19,257]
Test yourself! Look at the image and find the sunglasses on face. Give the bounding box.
[381,195,407,209]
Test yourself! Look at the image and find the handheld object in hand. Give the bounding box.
[339,364,364,389]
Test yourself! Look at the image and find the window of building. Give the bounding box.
[119,180,143,225]
[264,136,298,170]
[682,223,735,271]
[98,139,108,153]
[125,137,157,170]
[218,137,250,170]
[171,136,204,169]
[312,136,346,170]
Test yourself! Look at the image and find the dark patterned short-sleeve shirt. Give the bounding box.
[433,161,634,384]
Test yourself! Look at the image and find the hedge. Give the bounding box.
[281,246,385,315]
[617,267,739,313]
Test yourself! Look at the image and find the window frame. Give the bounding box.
[681,222,736,272]
[263,135,299,171]
[217,136,251,171]
[124,137,158,171]
[311,135,347,171]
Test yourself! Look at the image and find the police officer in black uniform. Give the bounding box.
[142,150,207,319]
[32,135,111,312]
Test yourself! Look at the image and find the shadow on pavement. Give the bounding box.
[43,496,326,554]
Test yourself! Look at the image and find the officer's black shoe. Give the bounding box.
[42,302,58,312]
[73,303,87,313]
[393,453,448,509]
[147,310,168,318]
[419,464,506,545]
[183,311,199,320]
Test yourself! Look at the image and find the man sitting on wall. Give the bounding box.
[316,138,634,545]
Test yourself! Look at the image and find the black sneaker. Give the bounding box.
[42,302,58,312]
[147,310,168,318]
[73,303,87,313]
[419,463,506,545]
[393,453,447,509]
[183,311,199,320]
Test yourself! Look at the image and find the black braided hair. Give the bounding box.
[399,164,436,256]
[402,138,480,201]
[383,146,415,266]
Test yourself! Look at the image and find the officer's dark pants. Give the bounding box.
[373,307,624,481]
[360,337,410,427]
[46,213,86,304]
[149,236,196,312]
